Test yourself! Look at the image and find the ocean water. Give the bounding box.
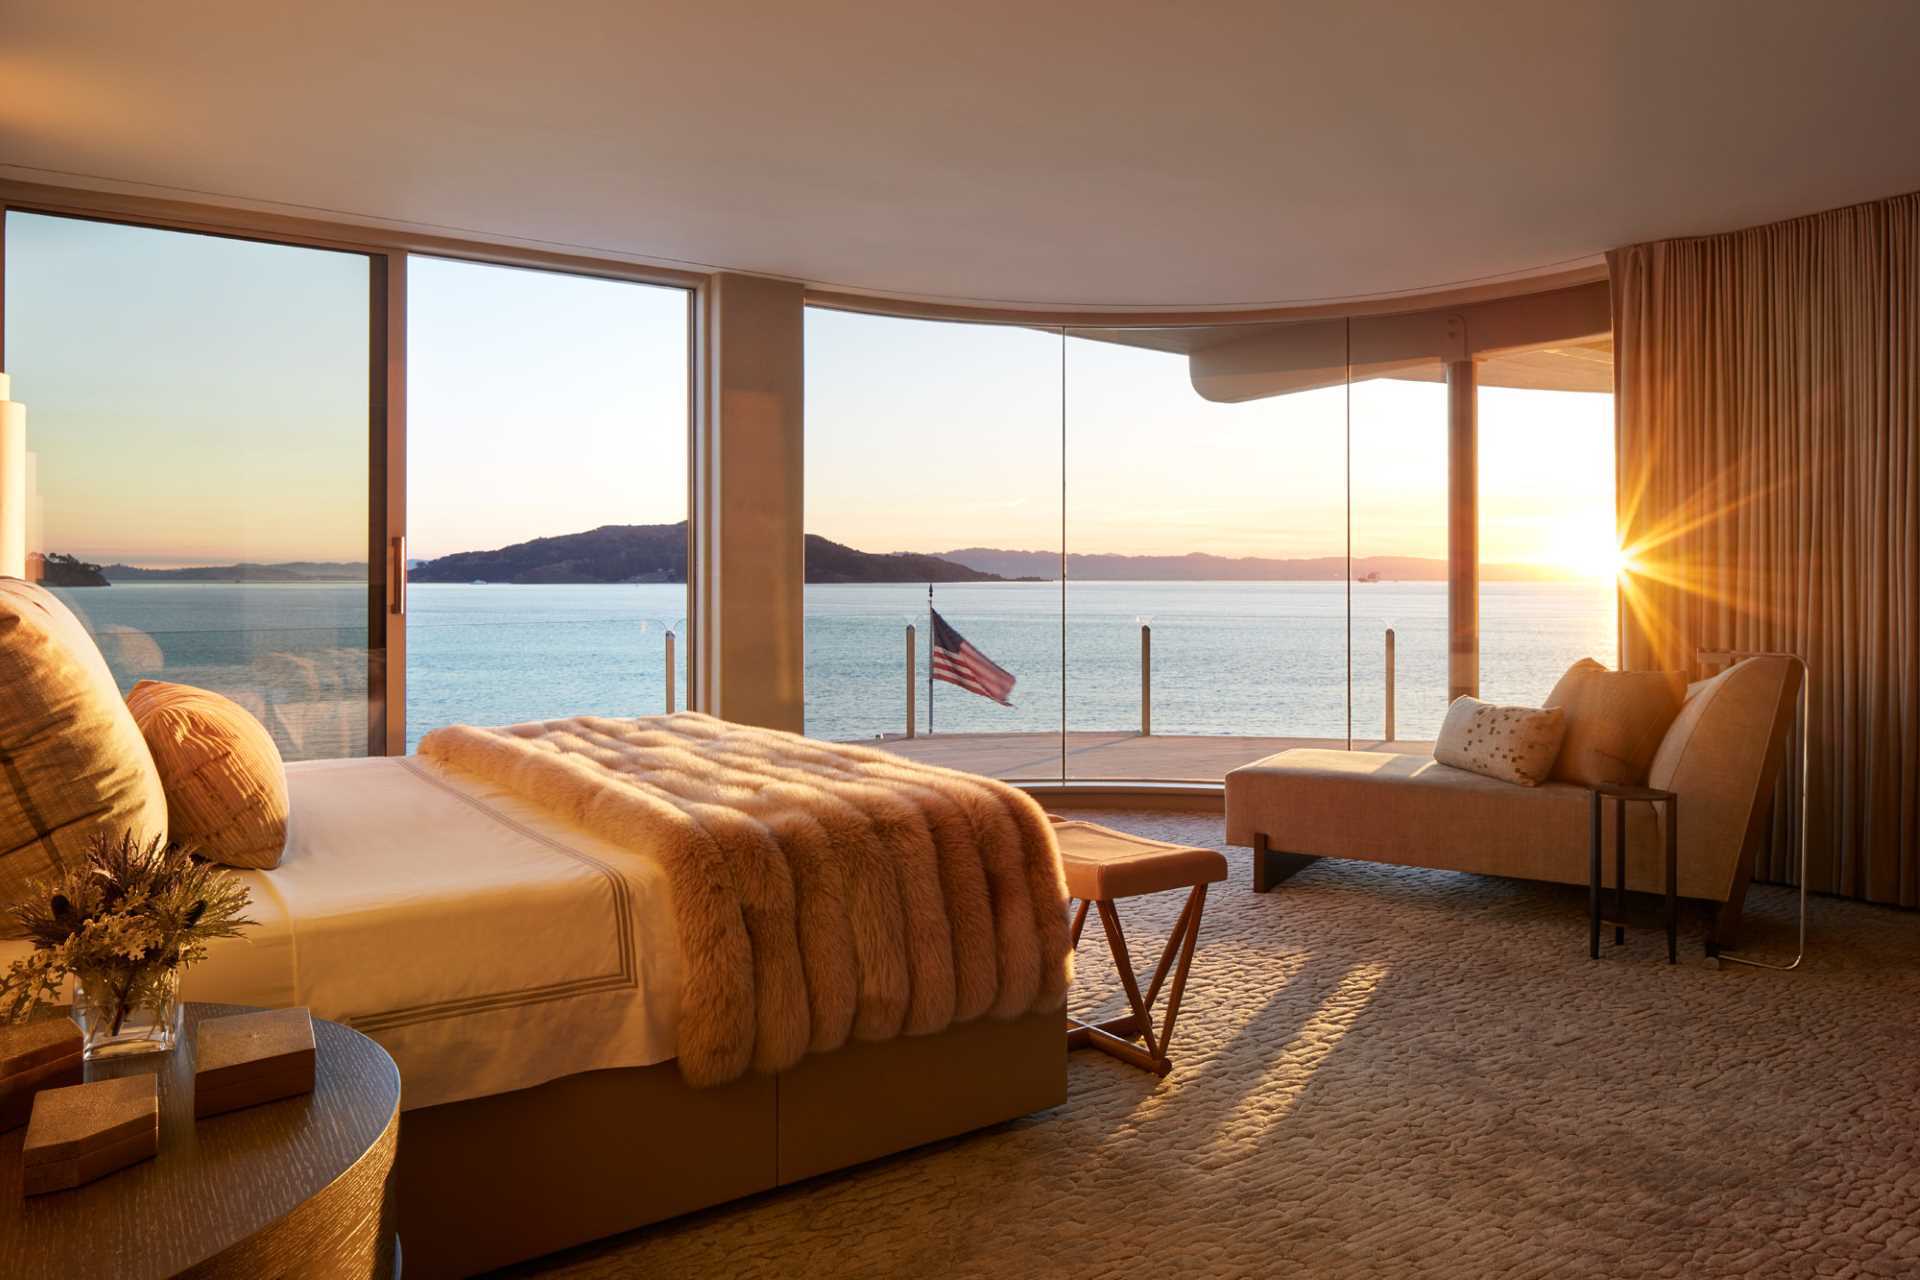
[50,580,1616,770]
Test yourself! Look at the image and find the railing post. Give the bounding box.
[665,630,676,714]
[1384,627,1395,743]
[905,624,917,738]
[1140,623,1152,737]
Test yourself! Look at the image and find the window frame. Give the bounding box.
[0,184,704,756]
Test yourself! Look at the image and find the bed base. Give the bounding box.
[396,1010,1065,1278]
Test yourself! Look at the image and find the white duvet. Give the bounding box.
[1,755,683,1110]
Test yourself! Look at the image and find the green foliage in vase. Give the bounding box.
[0,831,256,1029]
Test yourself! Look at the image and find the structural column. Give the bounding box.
[1446,359,1479,703]
[692,273,806,732]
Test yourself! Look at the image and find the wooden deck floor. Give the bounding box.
[853,731,1436,782]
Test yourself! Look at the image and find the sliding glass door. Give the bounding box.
[404,256,692,750]
[2,211,383,758]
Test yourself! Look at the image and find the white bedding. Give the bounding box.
[2,756,683,1110]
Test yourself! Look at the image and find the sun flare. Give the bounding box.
[1542,527,1635,580]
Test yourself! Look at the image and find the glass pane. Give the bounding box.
[3,211,376,759]
[1479,371,1619,704]
[404,257,690,749]
[1065,324,1349,782]
[1350,371,1449,745]
[804,309,1063,780]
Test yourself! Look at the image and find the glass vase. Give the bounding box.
[71,967,181,1059]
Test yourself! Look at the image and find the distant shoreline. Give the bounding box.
[66,574,1612,587]
[57,522,1604,586]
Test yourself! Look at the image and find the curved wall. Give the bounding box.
[801,286,1619,792]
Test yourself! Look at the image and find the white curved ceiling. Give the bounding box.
[5,0,1920,311]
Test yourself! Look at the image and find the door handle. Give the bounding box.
[391,535,407,616]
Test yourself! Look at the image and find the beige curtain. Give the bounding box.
[1609,192,1919,906]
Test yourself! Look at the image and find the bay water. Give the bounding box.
[50,579,1616,768]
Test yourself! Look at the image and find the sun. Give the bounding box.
[1601,543,1639,580]
[1542,527,1635,580]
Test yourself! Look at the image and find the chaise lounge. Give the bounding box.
[1224,656,1802,948]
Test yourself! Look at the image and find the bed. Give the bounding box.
[1,749,1066,1277]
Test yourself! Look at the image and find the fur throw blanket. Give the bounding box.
[418,712,1071,1086]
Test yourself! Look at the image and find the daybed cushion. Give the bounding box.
[1646,655,1800,905]
[1544,658,1686,787]
[1431,697,1566,786]
[0,578,168,926]
[126,680,289,869]
[1225,749,1673,893]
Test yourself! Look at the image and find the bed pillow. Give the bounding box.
[1433,697,1567,787]
[126,680,288,870]
[1543,658,1687,787]
[0,579,169,930]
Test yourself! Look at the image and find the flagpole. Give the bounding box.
[927,582,934,736]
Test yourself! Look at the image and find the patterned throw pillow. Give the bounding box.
[1433,697,1568,787]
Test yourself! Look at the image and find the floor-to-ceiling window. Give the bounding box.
[1063,326,1349,780]
[803,305,1616,784]
[2,211,380,759]
[804,308,1064,766]
[1349,369,1450,743]
[1478,353,1618,707]
[404,256,691,750]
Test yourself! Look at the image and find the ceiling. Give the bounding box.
[5,1,1920,312]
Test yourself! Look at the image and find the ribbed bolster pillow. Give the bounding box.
[126,680,288,869]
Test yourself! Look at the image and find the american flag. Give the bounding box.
[930,607,1016,706]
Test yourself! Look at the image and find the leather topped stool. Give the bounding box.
[1051,819,1228,1077]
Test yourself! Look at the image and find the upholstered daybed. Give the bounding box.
[1225,655,1802,948]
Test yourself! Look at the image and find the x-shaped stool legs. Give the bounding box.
[1065,883,1208,1077]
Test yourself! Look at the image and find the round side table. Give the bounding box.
[0,1002,401,1279]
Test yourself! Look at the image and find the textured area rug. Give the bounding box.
[510,809,1920,1280]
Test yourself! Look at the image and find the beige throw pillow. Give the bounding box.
[126,681,289,870]
[0,579,169,929]
[1543,658,1687,787]
[1433,697,1567,787]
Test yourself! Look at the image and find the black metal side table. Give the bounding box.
[1589,783,1679,963]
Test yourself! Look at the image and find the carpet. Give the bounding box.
[508,808,1920,1279]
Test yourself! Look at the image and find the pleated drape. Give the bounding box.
[1609,192,1920,906]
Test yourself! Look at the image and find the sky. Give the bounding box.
[806,309,1618,576]
[4,211,370,566]
[405,255,688,562]
[3,212,1614,577]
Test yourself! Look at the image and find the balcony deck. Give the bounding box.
[857,730,1437,782]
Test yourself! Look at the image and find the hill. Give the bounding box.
[29,552,110,587]
[939,547,1566,582]
[411,524,689,584]
[804,538,1002,584]
[409,523,1002,584]
[100,560,366,583]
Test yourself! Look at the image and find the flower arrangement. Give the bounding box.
[1,832,255,1053]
